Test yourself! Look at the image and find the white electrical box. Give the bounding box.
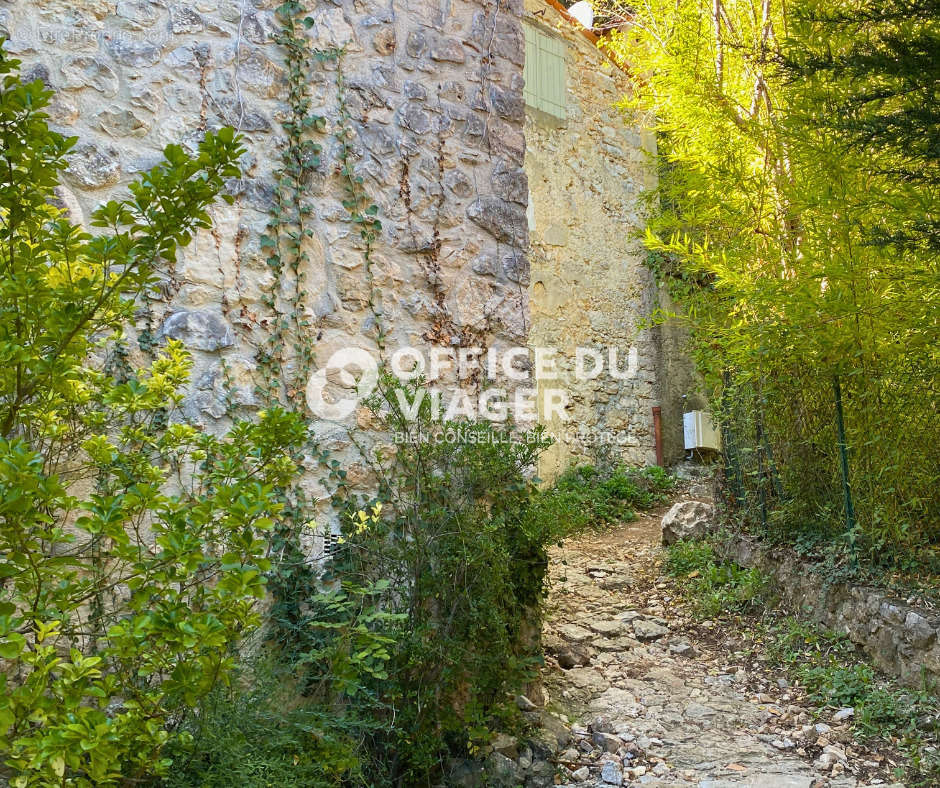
[683,410,720,451]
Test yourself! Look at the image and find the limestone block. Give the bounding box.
[489,84,524,122]
[492,158,527,204]
[310,6,357,50]
[169,5,205,34]
[157,310,235,352]
[60,55,119,95]
[468,197,528,246]
[117,1,160,28]
[660,501,716,545]
[107,38,163,67]
[372,27,396,55]
[98,107,151,137]
[430,37,465,63]
[65,142,121,189]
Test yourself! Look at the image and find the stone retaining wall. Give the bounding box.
[720,535,940,693]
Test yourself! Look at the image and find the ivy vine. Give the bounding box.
[334,56,385,350]
[257,2,334,410]
[251,1,390,642]
[253,2,340,641]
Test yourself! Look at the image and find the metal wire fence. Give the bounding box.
[716,358,940,573]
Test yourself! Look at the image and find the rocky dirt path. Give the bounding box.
[534,504,907,788]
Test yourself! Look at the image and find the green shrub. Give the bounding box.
[159,567,407,787]
[245,377,590,784]
[160,658,362,788]
[665,539,718,576]
[665,539,768,617]
[327,384,569,783]
[170,377,588,787]
[0,49,306,786]
[555,463,676,525]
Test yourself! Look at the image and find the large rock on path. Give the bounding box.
[661,500,716,545]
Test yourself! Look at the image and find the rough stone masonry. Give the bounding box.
[522,0,683,477]
[0,0,695,530]
[1,0,533,508]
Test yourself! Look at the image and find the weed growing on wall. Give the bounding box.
[256,4,336,410]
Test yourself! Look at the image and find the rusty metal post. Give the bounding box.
[652,406,663,466]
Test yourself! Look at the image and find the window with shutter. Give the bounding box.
[523,22,567,120]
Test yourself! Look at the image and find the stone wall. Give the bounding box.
[653,290,707,464]
[1,0,533,533]
[522,0,693,478]
[1,0,702,517]
[721,535,940,694]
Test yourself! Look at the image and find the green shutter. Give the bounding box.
[523,22,567,120]
[524,24,538,108]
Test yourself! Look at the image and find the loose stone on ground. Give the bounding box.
[514,475,914,788]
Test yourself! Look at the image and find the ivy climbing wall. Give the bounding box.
[1,0,694,526]
[1,0,532,507]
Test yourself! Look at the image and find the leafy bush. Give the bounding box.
[160,658,361,788]
[325,385,570,783]
[664,540,768,617]
[192,378,591,786]
[163,565,405,788]
[664,539,716,576]
[0,50,306,785]
[554,463,676,525]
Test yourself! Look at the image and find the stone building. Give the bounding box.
[522,0,665,477]
[0,0,695,506]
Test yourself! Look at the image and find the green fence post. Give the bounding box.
[833,375,857,539]
[721,371,744,507]
[756,420,768,532]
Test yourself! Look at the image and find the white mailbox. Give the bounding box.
[683,410,720,451]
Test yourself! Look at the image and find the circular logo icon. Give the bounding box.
[306,347,379,419]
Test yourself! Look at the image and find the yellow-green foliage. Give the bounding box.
[601,0,939,565]
[0,49,307,785]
